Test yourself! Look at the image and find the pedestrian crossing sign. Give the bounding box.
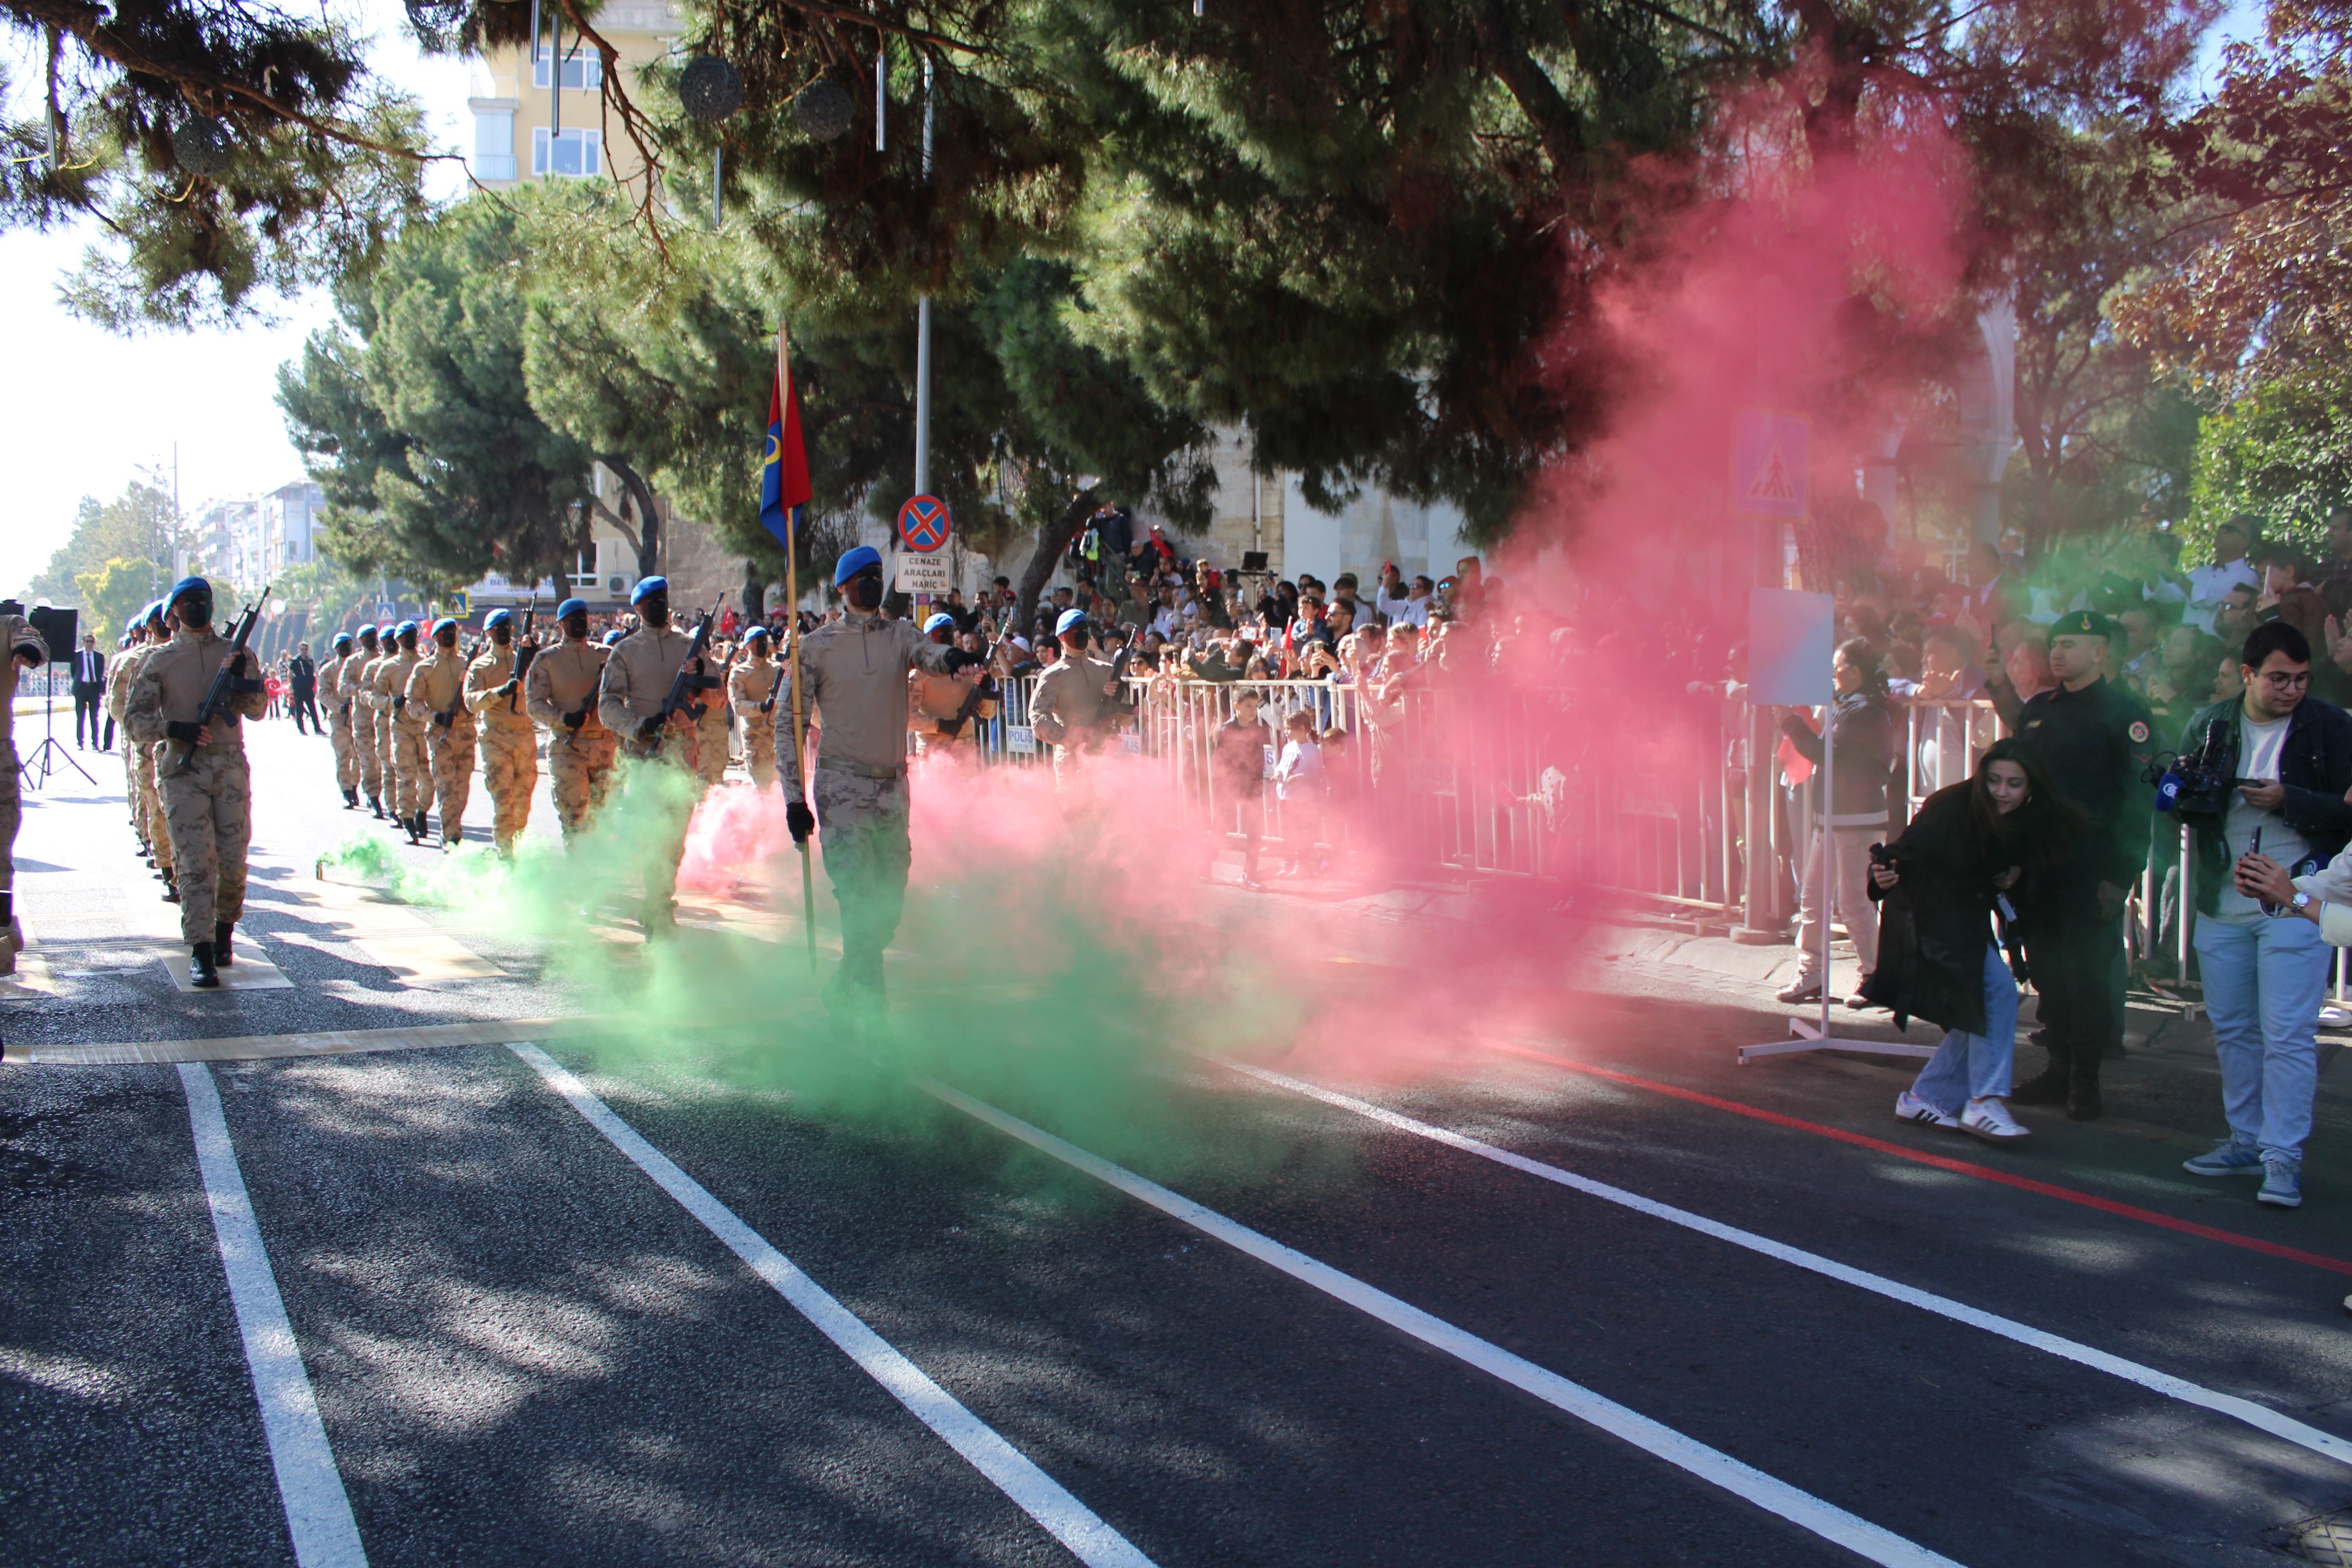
[1732,411,1808,520]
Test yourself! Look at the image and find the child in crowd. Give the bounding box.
[1273,708,1327,876]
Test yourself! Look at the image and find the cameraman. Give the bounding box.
[1775,638,1895,1007]
[2006,610,2158,1119]
[2175,621,2352,1208]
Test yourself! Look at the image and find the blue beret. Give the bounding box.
[630,576,668,605]
[167,576,210,606]
[1056,607,1089,636]
[483,609,512,630]
[432,617,458,637]
[744,625,771,645]
[377,623,396,638]
[333,633,354,649]
[123,614,140,636]
[396,620,417,638]
[556,598,587,620]
[923,612,955,633]
[834,545,883,586]
[144,601,167,626]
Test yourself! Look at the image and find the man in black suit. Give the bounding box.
[70,633,107,750]
[288,641,320,735]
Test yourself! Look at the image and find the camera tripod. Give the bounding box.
[21,663,93,790]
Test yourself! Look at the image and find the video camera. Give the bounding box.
[2148,719,2239,815]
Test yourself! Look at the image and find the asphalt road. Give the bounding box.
[8,718,2352,1567]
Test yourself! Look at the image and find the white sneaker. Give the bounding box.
[1960,1097,2030,1142]
[1895,1090,1961,1130]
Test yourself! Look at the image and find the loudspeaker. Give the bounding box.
[27,605,74,662]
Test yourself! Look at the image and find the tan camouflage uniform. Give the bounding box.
[694,646,735,789]
[0,612,51,969]
[125,625,268,945]
[351,642,386,805]
[599,623,712,922]
[524,639,615,839]
[1031,647,1122,796]
[777,612,956,1008]
[406,646,476,848]
[318,650,360,795]
[374,643,428,818]
[728,651,782,793]
[465,641,539,855]
[116,638,174,879]
[107,636,145,844]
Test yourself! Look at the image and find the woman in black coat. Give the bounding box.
[1862,737,2083,1142]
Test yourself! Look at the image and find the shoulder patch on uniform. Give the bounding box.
[2129,720,2150,743]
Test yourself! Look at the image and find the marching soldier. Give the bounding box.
[778,547,972,1024]
[366,621,402,819]
[1030,607,1122,795]
[406,618,476,851]
[348,623,386,816]
[599,576,717,933]
[318,632,361,808]
[694,636,736,789]
[525,598,617,842]
[0,600,50,975]
[123,602,179,901]
[727,627,783,793]
[908,612,995,757]
[465,608,540,857]
[108,612,148,852]
[123,577,267,989]
[373,621,429,842]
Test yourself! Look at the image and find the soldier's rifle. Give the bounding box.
[508,596,538,712]
[644,596,724,740]
[168,581,272,778]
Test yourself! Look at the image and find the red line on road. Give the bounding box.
[1496,1043,2352,1278]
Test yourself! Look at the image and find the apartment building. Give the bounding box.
[467,2,684,187]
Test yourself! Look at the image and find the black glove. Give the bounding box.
[501,678,520,696]
[165,720,202,743]
[563,709,585,730]
[393,694,406,714]
[435,710,454,729]
[785,801,815,844]
[942,648,980,674]
[639,714,664,741]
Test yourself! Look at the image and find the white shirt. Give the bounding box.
[2217,710,2310,921]
[2184,558,2260,633]
[1274,737,1323,799]
[1387,593,1431,629]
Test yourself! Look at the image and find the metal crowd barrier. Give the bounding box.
[952,678,2020,916]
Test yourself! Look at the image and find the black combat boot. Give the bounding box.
[2010,1043,2071,1106]
[161,871,180,904]
[190,942,220,988]
[342,788,359,809]
[214,922,235,967]
[368,794,384,818]
[2066,1053,2103,1121]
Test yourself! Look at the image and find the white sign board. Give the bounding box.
[894,551,952,596]
[1007,724,1037,756]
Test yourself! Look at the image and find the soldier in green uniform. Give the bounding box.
[0,600,50,975]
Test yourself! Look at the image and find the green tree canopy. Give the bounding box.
[2187,373,2352,557]
[71,556,162,639]
[22,481,178,603]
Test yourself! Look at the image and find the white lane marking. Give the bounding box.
[1222,1059,2352,1472]
[508,1044,1157,1568]
[922,1077,1964,1568]
[178,1063,369,1568]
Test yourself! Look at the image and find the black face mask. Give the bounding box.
[177,594,214,630]
[848,571,884,611]
[1063,628,1090,652]
[639,596,671,629]
[563,615,590,641]
[491,624,512,645]
[436,629,458,650]
[400,632,419,652]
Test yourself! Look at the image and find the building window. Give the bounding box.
[471,109,516,182]
[531,127,602,178]
[569,548,599,590]
[531,51,603,90]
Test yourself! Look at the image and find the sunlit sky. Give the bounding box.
[0,0,2271,599]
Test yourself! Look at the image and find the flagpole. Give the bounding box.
[779,322,819,976]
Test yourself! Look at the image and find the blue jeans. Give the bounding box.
[2193,914,2328,1162]
[1910,943,2020,1115]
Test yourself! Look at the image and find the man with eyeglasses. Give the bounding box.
[2177,620,2352,1208]
[2009,610,2160,1120]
